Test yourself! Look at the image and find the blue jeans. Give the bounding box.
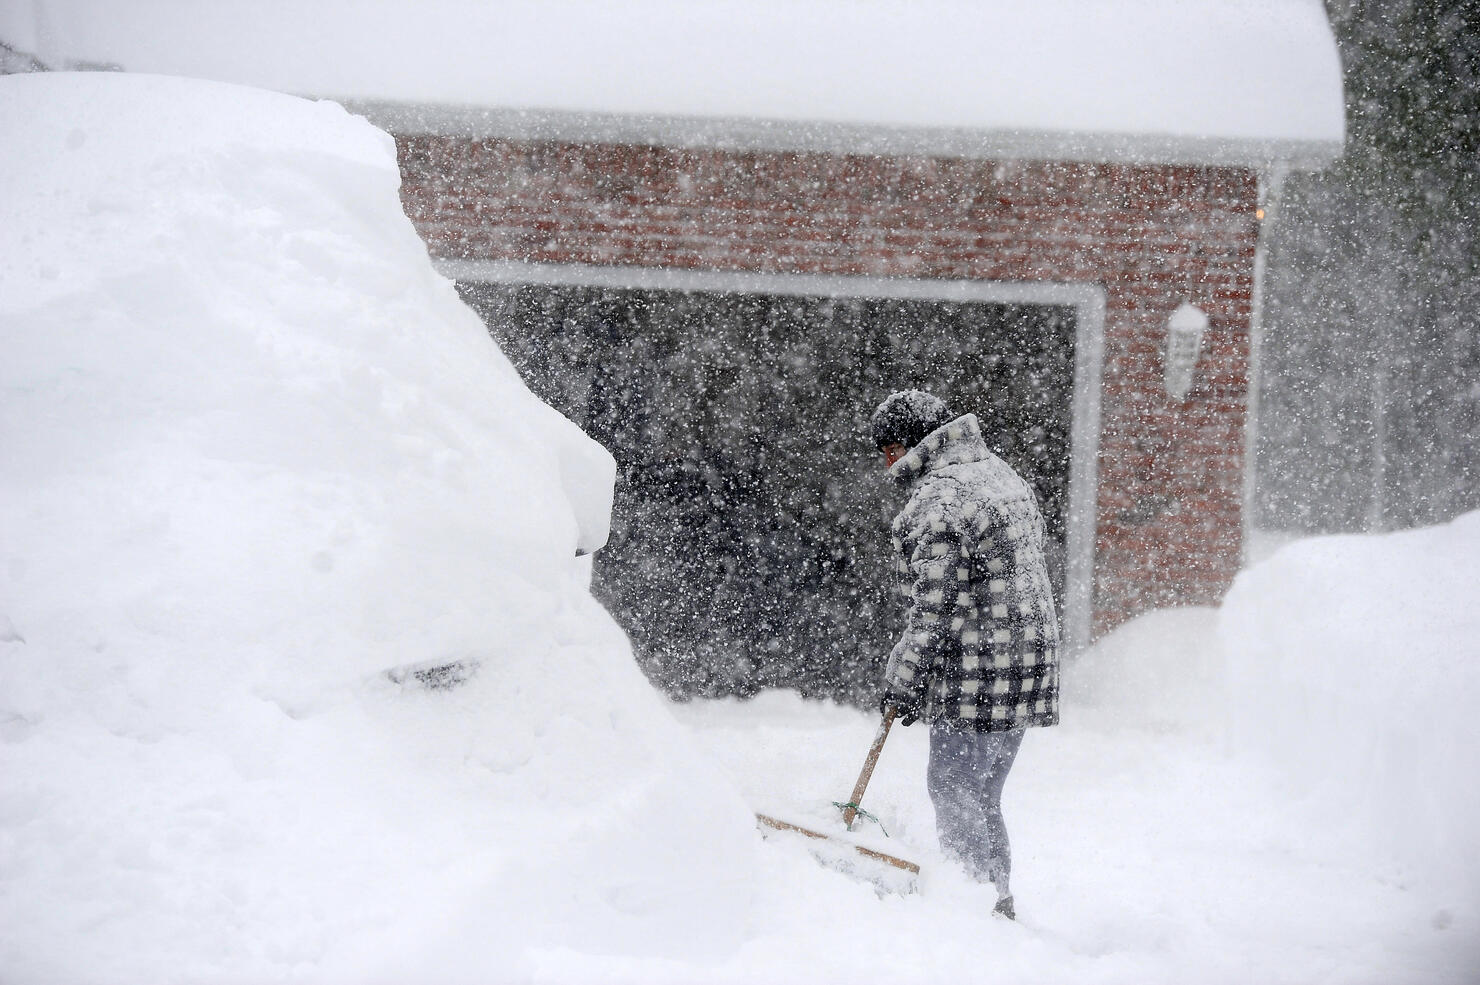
[927,721,1025,897]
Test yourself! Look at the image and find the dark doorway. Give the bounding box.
[458,282,1076,704]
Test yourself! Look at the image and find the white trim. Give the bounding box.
[440,259,1103,652]
[354,100,1342,171]
[1064,288,1105,654]
[1244,167,1287,566]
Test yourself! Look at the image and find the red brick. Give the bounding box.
[392,134,1259,638]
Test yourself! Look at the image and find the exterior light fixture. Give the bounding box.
[1164,302,1209,400]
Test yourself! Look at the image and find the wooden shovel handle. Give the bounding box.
[841,705,896,828]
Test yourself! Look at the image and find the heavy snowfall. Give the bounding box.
[3,4,1479,984]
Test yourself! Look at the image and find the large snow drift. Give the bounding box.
[1070,512,1480,916]
[0,72,756,982]
[1221,512,1480,909]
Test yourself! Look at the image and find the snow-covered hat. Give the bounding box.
[870,389,954,452]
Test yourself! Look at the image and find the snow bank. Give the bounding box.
[1219,512,1480,908]
[0,72,755,983]
[1069,516,1480,911]
[1063,605,1225,738]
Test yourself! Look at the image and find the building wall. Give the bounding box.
[394,135,1259,636]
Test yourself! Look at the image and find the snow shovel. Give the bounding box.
[755,705,920,879]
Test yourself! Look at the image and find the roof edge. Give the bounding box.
[343,98,1344,172]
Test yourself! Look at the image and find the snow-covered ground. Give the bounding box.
[2,72,1476,984]
[672,572,1479,983]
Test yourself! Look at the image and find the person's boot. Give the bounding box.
[993,895,1015,920]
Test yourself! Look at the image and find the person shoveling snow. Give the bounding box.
[870,389,1062,919]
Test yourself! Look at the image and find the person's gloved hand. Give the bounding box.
[878,689,922,726]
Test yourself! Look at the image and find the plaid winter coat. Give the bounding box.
[883,414,1060,731]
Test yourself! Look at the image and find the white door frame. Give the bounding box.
[436,258,1105,653]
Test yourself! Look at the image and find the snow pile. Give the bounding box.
[1220,512,1480,908]
[0,72,755,983]
[1062,605,1226,739]
[1070,514,1480,913]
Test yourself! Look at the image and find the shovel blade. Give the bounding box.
[755,812,920,892]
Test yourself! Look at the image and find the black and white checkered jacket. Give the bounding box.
[883,414,1060,731]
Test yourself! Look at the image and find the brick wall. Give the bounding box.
[394,135,1259,636]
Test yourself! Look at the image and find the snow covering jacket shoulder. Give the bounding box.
[883,414,1060,731]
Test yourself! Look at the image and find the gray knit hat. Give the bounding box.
[870,389,954,452]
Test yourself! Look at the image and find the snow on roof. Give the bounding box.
[5,0,1345,167]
